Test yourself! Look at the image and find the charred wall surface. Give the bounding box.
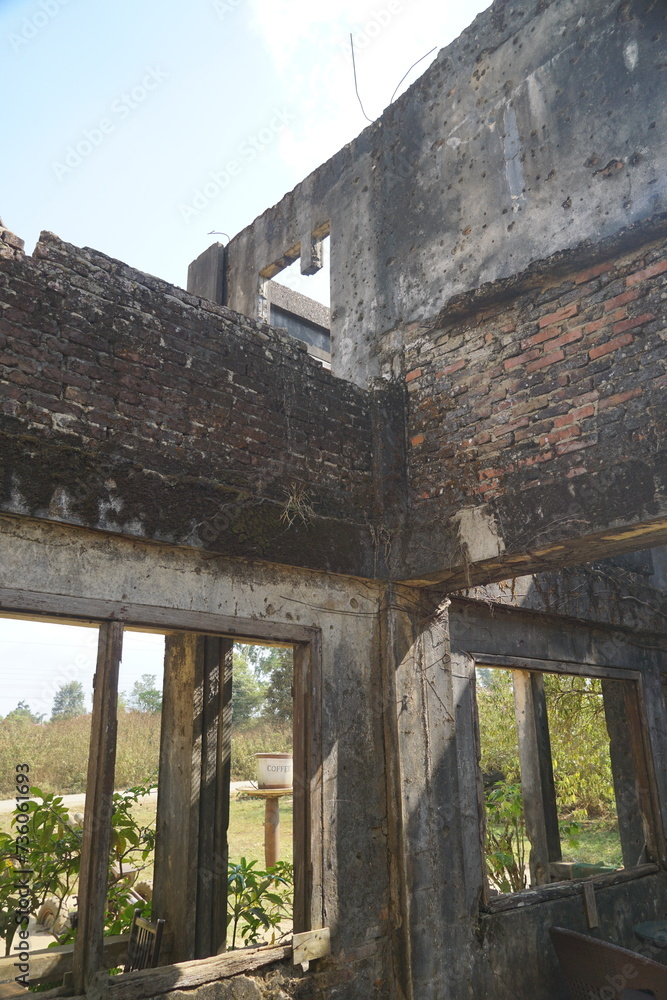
[223,0,667,387]
[0,231,406,578]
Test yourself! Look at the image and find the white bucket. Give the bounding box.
[255,752,293,789]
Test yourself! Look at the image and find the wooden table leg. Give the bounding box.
[264,796,280,869]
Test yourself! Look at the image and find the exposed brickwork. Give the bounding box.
[405,236,667,507]
[0,233,380,574]
[0,223,25,260]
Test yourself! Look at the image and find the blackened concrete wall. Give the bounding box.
[0,231,405,579]
[222,0,667,388]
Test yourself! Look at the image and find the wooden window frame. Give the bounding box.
[471,653,665,913]
[0,588,324,988]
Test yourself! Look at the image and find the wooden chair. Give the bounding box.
[123,909,165,973]
[550,927,667,1000]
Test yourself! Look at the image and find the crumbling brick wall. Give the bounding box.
[402,227,667,579]
[0,232,383,575]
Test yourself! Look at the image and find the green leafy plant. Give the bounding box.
[0,782,156,955]
[484,782,527,894]
[226,857,292,949]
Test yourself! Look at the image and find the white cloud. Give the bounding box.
[248,0,491,176]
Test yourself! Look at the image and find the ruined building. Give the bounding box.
[1,0,666,997]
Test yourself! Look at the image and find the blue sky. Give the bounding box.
[0,0,490,719]
[1,0,490,296]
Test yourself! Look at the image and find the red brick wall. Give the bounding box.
[405,238,667,511]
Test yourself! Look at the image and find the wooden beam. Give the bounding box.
[152,634,201,963]
[292,637,323,934]
[0,936,150,988]
[0,587,316,644]
[602,679,647,868]
[512,670,559,885]
[634,667,667,861]
[66,945,292,1000]
[214,639,233,954]
[486,863,659,913]
[71,622,123,994]
[196,637,233,958]
[475,653,639,682]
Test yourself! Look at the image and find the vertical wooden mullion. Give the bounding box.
[292,643,309,934]
[531,673,561,864]
[602,679,647,867]
[512,670,560,886]
[213,640,233,953]
[196,637,220,959]
[293,638,322,934]
[631,669,667,862]
[72,621,123,994]
[153,633,202,963]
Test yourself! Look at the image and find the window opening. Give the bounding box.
[260,229,331,367]
[0,605,317,989]
[0,618,167,975]
[227,643,294,949]
[476,665,649,897]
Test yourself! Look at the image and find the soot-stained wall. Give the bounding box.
[0,231,404,578]
[223,0,667,388]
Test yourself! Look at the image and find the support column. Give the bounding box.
[382,587,472,1000]
[512,671,561,885]
[72,622,123,994]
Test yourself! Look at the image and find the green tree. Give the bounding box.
[51,681,86,721]
[4,701,45,724]
[232,649,267,725]
[260,648,293,723]
[126,674,162,714]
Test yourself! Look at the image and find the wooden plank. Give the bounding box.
[0,588,316,644]
[214,639,233,954]
[602,679,647,868]
[583,883,599,929]
[196,637,233,958]
[475,653,639,682]
[71,622,123,994]
[530,673,561,863]
[638,666,667,857]
[451,651,488,911]
[292,928,330,965]
[0,936,172,988]
[103,945,291,1000]
[196,636,219,959]
[486,863,659,913]
[512,671,551,885]
[153,634,201,963]
[292,642,310,934]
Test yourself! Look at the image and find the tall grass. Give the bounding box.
[231,720,293,781]
[0,714,292,795]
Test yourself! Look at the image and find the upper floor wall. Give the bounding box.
[0,230,404,579]
[218,0,667,388]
